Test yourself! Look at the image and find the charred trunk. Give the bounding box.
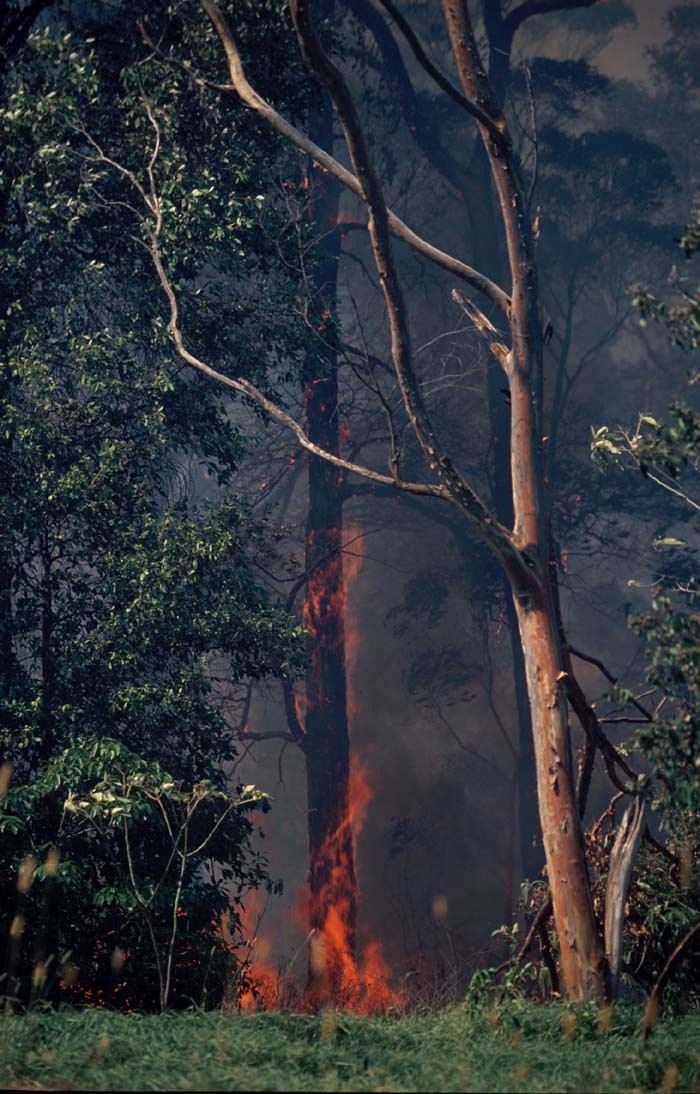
[302,87,358,994]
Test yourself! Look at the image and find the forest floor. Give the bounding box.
[0,1001,698,1092]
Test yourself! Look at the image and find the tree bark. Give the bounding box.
[512,589,605,997]
[443,0,606,998]
[481,0,541,887]
[302,85,358,992]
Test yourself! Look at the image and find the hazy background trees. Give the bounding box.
[0,0,698,1007]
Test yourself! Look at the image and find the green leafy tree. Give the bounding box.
[592,205,700,1004]
[0,5,306,1008]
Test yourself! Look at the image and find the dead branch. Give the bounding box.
[604,789,647,999]
[563,649,637,793]
[451,287,511,370]
[569,645,654,721]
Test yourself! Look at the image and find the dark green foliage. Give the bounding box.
[625,209,700,820]
[0,4,306,1009]
[0,740,276,1010]
[594,206,700,1003]
[635,205,700,354]
[633,601,700,813]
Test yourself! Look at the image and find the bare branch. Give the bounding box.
[81,84,431,506]
[505,0,602,38]
[199,0,511,315]
[569,645,654,722]
[564,654,636,793]
[451,287,511,370]
[374,0,509,148]
[150,227,447,500]
[80,83,451,507]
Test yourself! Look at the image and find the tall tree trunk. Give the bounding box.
[511,584,603,997]
[463,95,540,886]
[302,88,358,993]
[443,0,606,999]
[474,166,541,885]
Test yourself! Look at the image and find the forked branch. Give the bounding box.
[200,0,511,315]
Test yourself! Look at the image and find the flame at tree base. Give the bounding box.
[235,760,405,1014]
[303,760,405,1013]
[237,924,404,1015]
[306,921,404,1014]
[237,529,406,1014]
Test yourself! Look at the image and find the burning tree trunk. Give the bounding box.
[301,87,359,992]
[156,0,623,999]
[303,336,359,1002]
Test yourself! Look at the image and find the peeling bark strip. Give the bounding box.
[604,791,647,999]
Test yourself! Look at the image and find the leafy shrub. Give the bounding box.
[0,738,279,1010]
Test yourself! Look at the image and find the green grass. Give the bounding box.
[0,1002,698,1092]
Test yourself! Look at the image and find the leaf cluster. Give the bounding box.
[0,3,308,1010]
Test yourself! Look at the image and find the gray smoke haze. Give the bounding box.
[234,0,697,988]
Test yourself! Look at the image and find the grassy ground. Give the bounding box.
[0,1002,698,1092]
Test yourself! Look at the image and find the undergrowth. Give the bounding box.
[0,1001,698,1092]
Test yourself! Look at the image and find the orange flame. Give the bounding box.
[221,890,281,1011]
[308,758,404,1013]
